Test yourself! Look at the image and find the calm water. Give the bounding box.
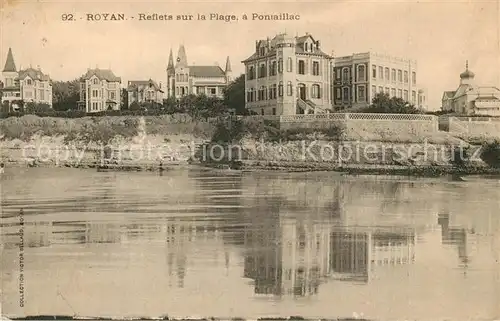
[1,167,499,320]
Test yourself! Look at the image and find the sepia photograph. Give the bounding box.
[0,0,499,320]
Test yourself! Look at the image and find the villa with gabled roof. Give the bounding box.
[242,32,334,116]
[441,61,500,116]
[165,45,232,99]
[127,79,164,107]
[1,47,53,109]
[78,68,121,113]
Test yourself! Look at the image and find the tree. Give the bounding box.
[223,74,247,115]
[52,79,80,111]
[25,102,51,113]
[1,101,9,113]
[363,92,421,114]
[121,88,129,110]
[129,101,141,111]
[163,97,180,114]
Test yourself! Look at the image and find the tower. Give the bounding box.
[278,34,297,115]
[167,48,175,98]
[459,60,475,86]
[225,56,232,83]
[2,47,17,87]
[175,45,188,68]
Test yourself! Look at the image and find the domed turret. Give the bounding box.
[460,60,475,79]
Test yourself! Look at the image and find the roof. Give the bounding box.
[16,67,50,81]
[0,86,20,91]
[442,91,455,99]
[127,79,161,91]
[3,48,16,72]
[81,68,121,82]
[242,34,332,63]
[188,65,225,77]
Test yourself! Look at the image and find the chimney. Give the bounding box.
[305,32,309,35]
[37,65,41,70]
[214,61,219,66]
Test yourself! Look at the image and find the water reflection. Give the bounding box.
[0,168,498,319]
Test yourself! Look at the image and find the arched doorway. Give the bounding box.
[297,83,307,100]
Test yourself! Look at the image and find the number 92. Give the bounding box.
[61,14,74,21]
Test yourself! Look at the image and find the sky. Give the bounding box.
[1,0,499,110]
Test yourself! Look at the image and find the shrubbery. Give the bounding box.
[480,140,500,168]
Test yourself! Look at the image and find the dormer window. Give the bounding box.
[259,47,265,56]
[92,78,99,85]
[26,79,32,85]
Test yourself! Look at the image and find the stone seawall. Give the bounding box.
[279,113,439,142]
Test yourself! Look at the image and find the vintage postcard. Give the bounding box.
[0,0,499,320]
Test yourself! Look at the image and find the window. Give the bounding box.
[391,88,396,97]
[336,69,341,79]
[357,64,365,81]
[278,82,283,96]
[385,67,390,81]
[26,79,32,85]
[336,88,341,99]
[404,71,408,83]
[379,66,384,79]
[270,61,277,76]
[259,47,265,56]
[93,78,99,85]
[342,67,350,81]
[246,90,252,102]
[92,89,98,98]
[372,85,376,97]
[247,66,255,80]
[258,86,265,100]
[372,65,376,78]
[404,90,408,101]
[358,85,365,101]
[385,87,390,94]
[298,60,305,75]
[311,84,321,99]
[269,84,277,99]
[261,108,264,115]
[412,72,416,84]
[391,69,396,82]
[412,90,416,103]
[259,63,266,78]
[272,108,276,115]
[278,59,283,73]
[378,86,383,93]
[312,61,320,76]
[397,70,402,82]
[397,89,402,98]
[110,91,115,100]
[287,81,293,96]
[287,57,293,72]
[342,87,349,101]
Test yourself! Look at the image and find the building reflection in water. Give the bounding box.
[329,228,416,283]
[438,212,476,272]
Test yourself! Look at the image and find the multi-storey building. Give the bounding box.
[333,52,426,111]
[78,68,121,113]
[0,48,53,108]
[127,79,164,108]
[441,61,500,116]
[242,33,334,116]
[165,46,232,99]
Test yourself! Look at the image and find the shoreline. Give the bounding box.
[3,154,500,179]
